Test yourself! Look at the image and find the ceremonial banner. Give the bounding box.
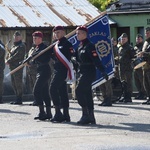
[68,14,115,89]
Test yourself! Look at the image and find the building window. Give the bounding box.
[137,27,144,37]
[147,19,150,25]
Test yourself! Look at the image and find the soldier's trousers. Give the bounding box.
[75,70,96,110]
[119,70,133,95]
[143,68,150,97]
[33,65,51,107]
[10,69,23,99]
[100,79,112,99]
[50,70,69,108]
[134,68,145,94]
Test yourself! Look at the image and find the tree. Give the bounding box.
[88,0,117,11]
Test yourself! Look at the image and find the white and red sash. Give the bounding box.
[54,43,75,81]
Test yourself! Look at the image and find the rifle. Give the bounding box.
[5,40,12,55]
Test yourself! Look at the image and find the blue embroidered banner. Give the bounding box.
[68,14,115,89]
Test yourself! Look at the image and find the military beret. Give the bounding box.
[120,33,128,38]
[76,26,88,33]
[32,31,43,38]
[145,27,150,32]
[136,34,143,39]
[14,31,21,36]
[53,26,64,32]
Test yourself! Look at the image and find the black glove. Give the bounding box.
[102,72,109,80]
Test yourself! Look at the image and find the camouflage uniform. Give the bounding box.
[98,79,113,106]
[118,34,135,102]
[133,35,146,99]
[26,46,37,93]
[6,32,26,104]
[142,36,150,104]
[0,41,5,103]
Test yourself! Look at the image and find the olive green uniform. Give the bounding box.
[118,42,135,101]
[6,40,26,101]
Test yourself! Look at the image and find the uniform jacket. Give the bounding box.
[118,42,135,71]
[75,38,105,73]
[32,42,51,72]
[50,37,74,72]
[6,40,26,70]
[142,37,150,69]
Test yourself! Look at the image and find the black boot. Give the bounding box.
[50,106,64,123]
[135,92,147,100]
[34,105,47,120]
[119,81,127,102]
[98,97,112,106]
[46,106,52,120]
[142,97,150,105]
[89,109,96,124]
[10,98,22,105]
[29,100,38,106]
[63,107,70,122]
[124,93,132,103]
[0,96,3,104]
[77,107,90,125]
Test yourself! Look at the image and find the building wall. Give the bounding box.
[109,12,150,45]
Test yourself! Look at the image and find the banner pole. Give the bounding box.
[6,11,109,77]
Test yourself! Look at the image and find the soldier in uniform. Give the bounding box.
[118,33,135,103]
[74,26,108,125]
[139,27,150,105]
[26,31,52,120]
[133,34,146,99]
[28,31,52,120]
[0,40,5,104]
[26,44,38,106]
[5,31,26,105]
[49,26,74,123]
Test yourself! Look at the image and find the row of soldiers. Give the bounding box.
[0,31,36,105]
[111,27,150,105]
[0,26,108,125]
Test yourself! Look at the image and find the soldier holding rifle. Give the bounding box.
[5,31,26,105]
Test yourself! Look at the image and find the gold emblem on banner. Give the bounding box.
[95,40,110,57]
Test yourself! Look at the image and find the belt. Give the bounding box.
[80,63,94,66]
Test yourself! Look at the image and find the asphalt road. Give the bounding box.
[0,98,150,150]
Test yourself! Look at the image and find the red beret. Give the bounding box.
[76,26,88,32]
[32,31,43,38]
[53,26,64,32]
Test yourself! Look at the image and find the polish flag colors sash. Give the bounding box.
[54,44,75,81]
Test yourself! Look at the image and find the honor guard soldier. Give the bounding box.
[0,40,5,104]
[49,26,74,123]
[5,31,26,105]
[27,31,52,120]
[74,26,108,125]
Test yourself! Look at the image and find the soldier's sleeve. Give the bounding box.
[88,43,105,73]
[130,46,136,59]
[143,44,150,57]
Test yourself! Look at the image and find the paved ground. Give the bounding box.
[0,98,150,150]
